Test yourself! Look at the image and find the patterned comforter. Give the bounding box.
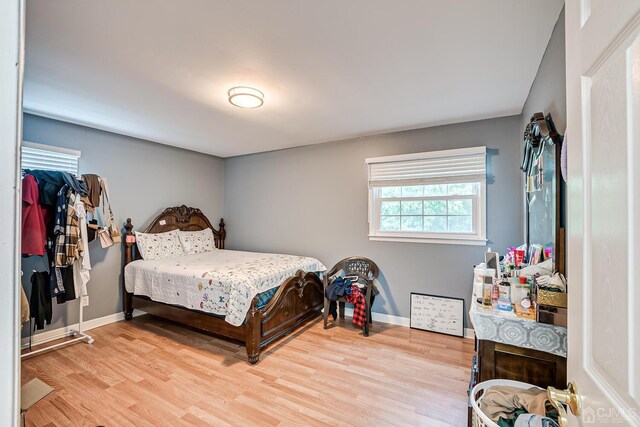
[124,249,326,326]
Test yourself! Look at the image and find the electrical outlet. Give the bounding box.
[82,295,90,306]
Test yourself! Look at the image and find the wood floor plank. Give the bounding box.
[22,315,473,426]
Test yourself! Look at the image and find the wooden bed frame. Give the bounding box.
[122,205,324,364]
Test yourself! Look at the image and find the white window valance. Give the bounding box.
[366,146,486,187]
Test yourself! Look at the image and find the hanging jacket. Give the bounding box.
[21,174,47,256]
[81,173,101,210]
[72,194,91,299]
[52,185,69,237]
[49,266,65,297]
[53,188,83,267]
[30,271,52,330]
[55,265,76,304]
[23,169,88,206]
[62,191,82,266]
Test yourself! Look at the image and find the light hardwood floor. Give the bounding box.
[22,315,474,426]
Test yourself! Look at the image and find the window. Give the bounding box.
[21,141,80,175]
[366,146,487,245]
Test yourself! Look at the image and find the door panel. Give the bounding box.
[567,0,640,425]
[585,44,629,398]
[630,35,640,409]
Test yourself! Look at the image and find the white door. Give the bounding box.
[566,1,640,425]
[0,0,24,425]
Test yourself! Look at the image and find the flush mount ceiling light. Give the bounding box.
[228,86,264,108]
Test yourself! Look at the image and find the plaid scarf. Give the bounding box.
[344,284,366,327]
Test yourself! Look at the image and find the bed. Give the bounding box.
[122,205,326,364]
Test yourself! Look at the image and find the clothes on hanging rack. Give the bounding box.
[86,217,98,243]
[19,168,104,353]
[20,170,113,307]
[55,189,83,267]
[55,266,77,304]
[29,271,52,330]
[72,192,91,297]
[49,266,65,297]
[21,174,47,256]
[52,184,69,237]
[23,169,88,206]
[81,173,101,211]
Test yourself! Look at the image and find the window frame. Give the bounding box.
[366,148,487,246]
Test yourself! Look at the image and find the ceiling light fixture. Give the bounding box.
[228,86,264,108]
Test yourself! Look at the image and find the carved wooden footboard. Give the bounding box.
[246,270,324,363]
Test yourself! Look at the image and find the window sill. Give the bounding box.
[368,235,488,246]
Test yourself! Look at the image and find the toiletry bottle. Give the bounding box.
[498,280,511,302]
[527,276,537,305]
[482,275,493,307]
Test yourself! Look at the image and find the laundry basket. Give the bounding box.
[470,379,544,427]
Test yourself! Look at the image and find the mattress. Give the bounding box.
[124,249,326,326]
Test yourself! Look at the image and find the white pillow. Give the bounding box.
[135,230,185,260]
[178,228,216,255]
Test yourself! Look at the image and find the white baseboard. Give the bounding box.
[464,328,476,340]
[21,309,145,349]
[23,307,476,349]
[343,307,475,340]
[343,307,410,327]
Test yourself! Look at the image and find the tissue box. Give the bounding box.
[537,289,567,308]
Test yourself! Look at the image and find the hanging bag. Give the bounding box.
[103,178,121,243]
[97,177,116,248]
[98,227,114,249]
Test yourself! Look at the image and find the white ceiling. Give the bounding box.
[24,0,563,158]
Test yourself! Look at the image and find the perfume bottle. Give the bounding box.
[482,275,493,307]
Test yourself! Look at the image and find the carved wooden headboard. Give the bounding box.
[123,205,226,265]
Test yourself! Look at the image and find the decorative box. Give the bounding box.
[537,288,567,308]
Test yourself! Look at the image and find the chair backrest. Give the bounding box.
[327,257,379,283]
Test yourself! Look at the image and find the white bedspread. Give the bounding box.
[124,249,326,326]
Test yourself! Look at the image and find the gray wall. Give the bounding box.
[21,113,224,336]
[521,7,566,134]
[520,8,566,256]
[224,116,524,326]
